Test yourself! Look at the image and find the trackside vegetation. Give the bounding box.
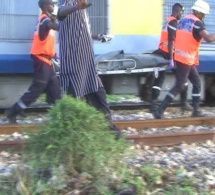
[0,96,213,194]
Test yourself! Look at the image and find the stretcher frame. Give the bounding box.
[97,58,168,78]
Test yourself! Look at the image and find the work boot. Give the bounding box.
[5,103,23,123]
[191,96,206,117]
[153,95,173,119]
[139,84,152,102]
[150,99,158,113]
[105,114,122,139]
[192,110,206,117]
[19,111,27,118]
[180,87,192,114]
[150,85,161,113]
[181,102,192,112]
[109,123,122,140]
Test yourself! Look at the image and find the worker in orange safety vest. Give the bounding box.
[149,3,193,114]
[153,0,215,119]
[6,0,61,123]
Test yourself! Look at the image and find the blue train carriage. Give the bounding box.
[0,0,215,108]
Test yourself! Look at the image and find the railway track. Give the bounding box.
[0,101,204,113]
[0,103,147,114]
[0,117,215,151]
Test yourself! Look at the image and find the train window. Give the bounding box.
[163,0,215,34]
[0,0,38,41]
[0,0,108,41]
[87,0,109,34]
[57,0,108,35]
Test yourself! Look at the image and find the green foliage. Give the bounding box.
[140,165,163,186]
[163,170,197,195]
[128,176,146,194]
[179,177,196,187]
[4,95,213,194]
[164,185,196,195]
[23,95,129,194]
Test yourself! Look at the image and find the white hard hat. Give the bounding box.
[191,0,210,14]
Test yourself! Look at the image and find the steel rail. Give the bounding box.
[115,116,215,130]
[0,116,215,135]
[0,130,215,151]
[0,101,206,113]
[0,117,215,151]
[0,103,148,113]
[126,131,215,147]
[0,140,24,152]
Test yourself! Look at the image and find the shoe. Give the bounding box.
[19,111,27,118]
[150,100,158,113]
[109,124,123,139]
[192,110,206,117]
[152,108,163,119]
[5,109,18,124]
[152,95,173,119]
[5,103,23,124]
[181,102,192,114]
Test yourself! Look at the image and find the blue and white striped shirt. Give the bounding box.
[58,0,103,98]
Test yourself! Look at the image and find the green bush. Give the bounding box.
[24,95,130,194]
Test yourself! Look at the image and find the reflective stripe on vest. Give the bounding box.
[30,14,56,66]
[158,16,176,53]
[174,14,202,66]
[174,50,195,60]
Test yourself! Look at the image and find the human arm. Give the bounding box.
[167,19,177,60]
[193,20,215,42]
[39,17,58,40]
[168,42,174,68]
[199,30,215,42]
[58,0,92,20]
[167,19,177,68]
[168,41,174,60]
[168,40,174,68]
[47,19,59,31]
[92,34,100,40]
[58,4,79,19]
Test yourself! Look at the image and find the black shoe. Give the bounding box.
[181,102,192,114]
[192,110,206,117]
[5,109,18,124]
[19,111,27,118]
[109,124,123,139]
[150,100,158,113]
[5,103,23,124]
[152,109,162,119]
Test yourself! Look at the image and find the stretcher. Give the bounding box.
[95,50,169,78]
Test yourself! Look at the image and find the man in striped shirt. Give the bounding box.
[57,0,121,138]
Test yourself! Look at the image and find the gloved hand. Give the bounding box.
[169,59,175,69]
[98,34,114,42]
[52,59,60,71]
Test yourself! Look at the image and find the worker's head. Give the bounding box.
[192,0,210,20]
[172,3,184,20]
[38,0,56,13]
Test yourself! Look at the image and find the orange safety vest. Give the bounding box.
[30,14,56,66]
[158,16,176,53]
[174,14,202,66]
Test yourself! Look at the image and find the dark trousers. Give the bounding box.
[151,71,166,100]
[19,58,61,108]
[85,87,111,121]
[151,49,169,100]
[65,79,112,121]
[151,66,191,100]
[170,61,201,97]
